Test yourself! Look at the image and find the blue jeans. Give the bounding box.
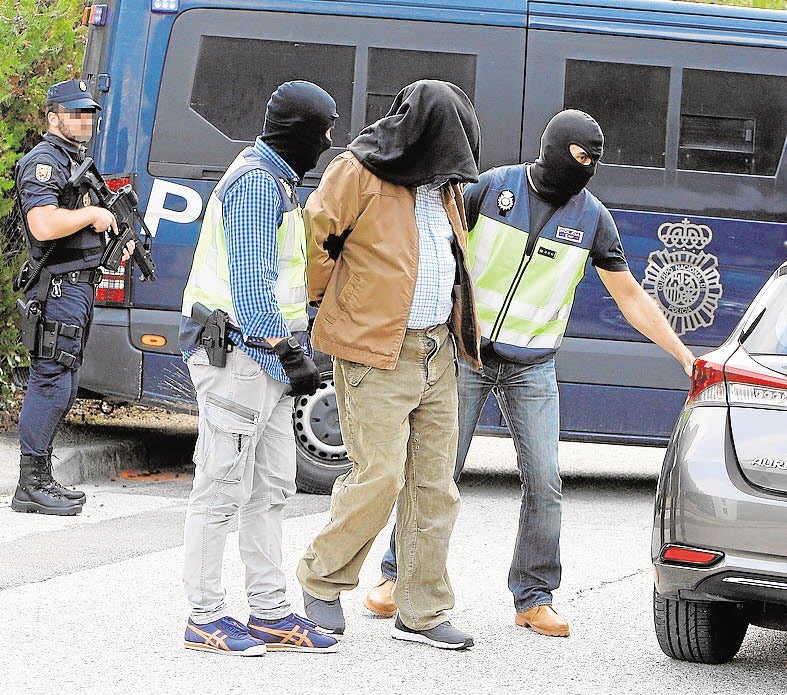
[382,353,562,613]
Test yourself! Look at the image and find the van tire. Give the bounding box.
[293,364,351,494]
[653,588,748,663]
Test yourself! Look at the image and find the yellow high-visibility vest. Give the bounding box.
[467,165,602,361]
[182,148,308,333]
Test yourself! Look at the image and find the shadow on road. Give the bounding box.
[459,468,657,496]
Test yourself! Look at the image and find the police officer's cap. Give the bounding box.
[46,79,101,111]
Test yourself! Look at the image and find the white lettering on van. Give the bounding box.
[144,179,204,236]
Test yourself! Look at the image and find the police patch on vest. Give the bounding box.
[35,164,52,183]
[83,192,91,207]
[556,226,583,244]
[497,190,515,214]
[538,246,556,259]
[641,218,723,336]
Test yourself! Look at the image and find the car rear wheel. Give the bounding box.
[653,588,748,663]
[292,369,351,494]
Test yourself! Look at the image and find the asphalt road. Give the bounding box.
[1,429,785,695]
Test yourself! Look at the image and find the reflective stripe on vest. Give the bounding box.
[467,165,601,355]
[182,149,308,332]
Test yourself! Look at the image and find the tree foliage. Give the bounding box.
[0,0,87,216]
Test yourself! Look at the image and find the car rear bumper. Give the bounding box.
[652,406,787,604]
[655,556,787,604]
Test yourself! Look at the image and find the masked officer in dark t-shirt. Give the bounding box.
[12,79,132,516]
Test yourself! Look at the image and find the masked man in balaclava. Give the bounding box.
[298,80,482,650]
[365,109,694,638]
[178,81,340,655]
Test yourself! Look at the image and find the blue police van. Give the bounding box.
[75,0,787,492]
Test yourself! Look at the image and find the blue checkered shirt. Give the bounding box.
[407,185,456,329]
[183,139,304,383]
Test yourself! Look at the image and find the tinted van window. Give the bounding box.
[150,9,524,179]
[191,37,354,147]
[366,48,476,124]
[564,59,669,168]
[678,69,787,176]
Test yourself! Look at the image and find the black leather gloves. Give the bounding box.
[273,337,320,397]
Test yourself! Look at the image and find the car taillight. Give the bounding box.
[95,262,126,304]
[660,544,723,566]
[686,358,726,406]
[725,363,787,409]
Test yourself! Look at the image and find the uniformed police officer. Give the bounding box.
[12,79,132,516]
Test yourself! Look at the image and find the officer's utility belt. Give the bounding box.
[48,268,104,298]
[16,298,81,368]
[15,259,103,298]
[53,268,104,286]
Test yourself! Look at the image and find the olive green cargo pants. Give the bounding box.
[297,324,461,630]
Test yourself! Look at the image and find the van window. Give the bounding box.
[366,48,476,124]
[191,36,355,147]
[149,9,524,179]
[563,59,670,168]
[678,69,787,176]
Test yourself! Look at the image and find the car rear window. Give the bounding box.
[741,271,787,356]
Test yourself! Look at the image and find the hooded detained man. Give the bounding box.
[297,79,482,650]
[178,80,340,655]
[364,109,695,638]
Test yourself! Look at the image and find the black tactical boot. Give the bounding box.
[45,448,86,504]
[11,455,83,516]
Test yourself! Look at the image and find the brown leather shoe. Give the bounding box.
[515,605,570,637]
[363,577,397,618]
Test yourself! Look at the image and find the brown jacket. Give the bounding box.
[304,152,480,370]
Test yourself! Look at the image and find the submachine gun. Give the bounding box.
[67,157,156,281]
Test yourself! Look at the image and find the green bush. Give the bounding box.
[0,0,86,408]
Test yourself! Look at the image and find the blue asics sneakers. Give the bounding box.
[247,613,340,652]
[184,616,267,656]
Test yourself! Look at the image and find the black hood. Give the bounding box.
[261,81,338,180]
[348,79,480,187]
[529,109,604,205]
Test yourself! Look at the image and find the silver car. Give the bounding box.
[652,259,787,664]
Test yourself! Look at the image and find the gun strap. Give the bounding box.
[35,268,53,303]
[19,244,56,298]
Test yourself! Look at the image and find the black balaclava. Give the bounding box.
[348,79,480,187]
[529,109,604,206]
[261,81,338,180]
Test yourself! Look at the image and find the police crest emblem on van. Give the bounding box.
[642,218,723,336]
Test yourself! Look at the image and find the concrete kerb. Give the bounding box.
[0,433,149,494]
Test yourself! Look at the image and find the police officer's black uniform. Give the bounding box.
[12,80,105,516]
